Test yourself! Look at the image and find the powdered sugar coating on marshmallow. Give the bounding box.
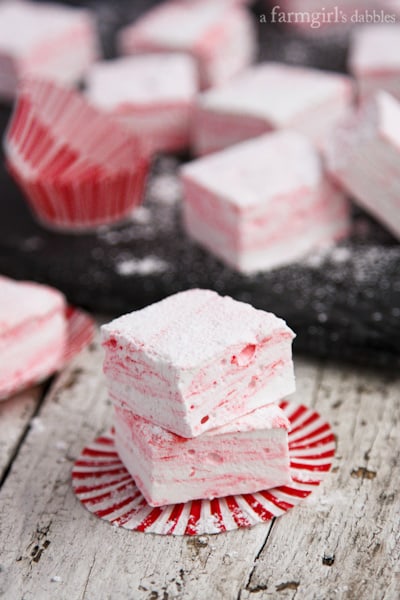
[349,25,400,102]
[117,0,256,89]
[0,276,66,400]
[0,0,99,100]
[192,62,354,154]
[114,401,292,506]
[102,289,296,438]
[86,54,198,154]
[325,91,400,241]
[181,131,350,273]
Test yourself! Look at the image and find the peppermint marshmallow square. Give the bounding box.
[192,63,354,155]
[117,0,256,89]
[0,276,67,400]
[114,401,292,507]
[325,91,400,241]
[349,25,400,103]
[181,131,350,274]
[102,289,296,438]
[86,54,198,155]
[0,0,99,101]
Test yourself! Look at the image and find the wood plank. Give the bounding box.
[0,340,323,600]
[240,363,400,600]
[0,385,43,481]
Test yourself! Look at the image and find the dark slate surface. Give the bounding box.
[0,1,399,368]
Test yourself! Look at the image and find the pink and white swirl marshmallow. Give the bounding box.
[0,275,66,400]
[117,0,256,89]
[114,400,292,507]
[102,289,296,438]
[182,131,350,274]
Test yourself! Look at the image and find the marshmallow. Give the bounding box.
[102,289,296,438]
[0,0,99,101]
[114,401,292,506]
[192,63,354,155]
[86,54,198,155]
[349,25,400,103]
[0,276,66,400]
[181,131,350,273]
[117,0,256,89]
[325,91,400,241]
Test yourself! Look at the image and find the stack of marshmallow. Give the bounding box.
[101,289,296,507]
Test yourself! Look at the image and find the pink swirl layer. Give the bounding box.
[114,402,292,506]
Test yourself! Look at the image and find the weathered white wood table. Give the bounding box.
[0,330,399,600]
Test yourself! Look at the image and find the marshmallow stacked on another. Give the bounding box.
[0,0,99,101]
[102,289,296,507]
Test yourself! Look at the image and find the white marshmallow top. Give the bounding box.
[102,289,294,369]
[0,0,93,57]
[181,130,321,207]
[86,54,198,109]
[349,25,400,75]
[123,0,237,49]
[0,276,66,335]
[198,62,351,125]
[326,91,400,173]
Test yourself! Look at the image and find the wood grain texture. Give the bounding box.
[0,341,398,600]
[240,363,400,600]
[0,385,43,481]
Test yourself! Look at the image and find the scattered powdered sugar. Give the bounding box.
[147,173,182,205]
[115,256,168,276]
[304,488,348,512]
[330,246,352,264]
[97,228,140,245]
[147,157,183,206]
[30,417,45,433]
[196,513,225,534]
[301,246,333,268]
[22,236,44,251]
[55,440,67,451]
[130,206,152,225]
[301,243,351,269]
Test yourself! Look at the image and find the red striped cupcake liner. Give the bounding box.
[72,400,335,536]
[3,305,95,401]
[4,78,149,231]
